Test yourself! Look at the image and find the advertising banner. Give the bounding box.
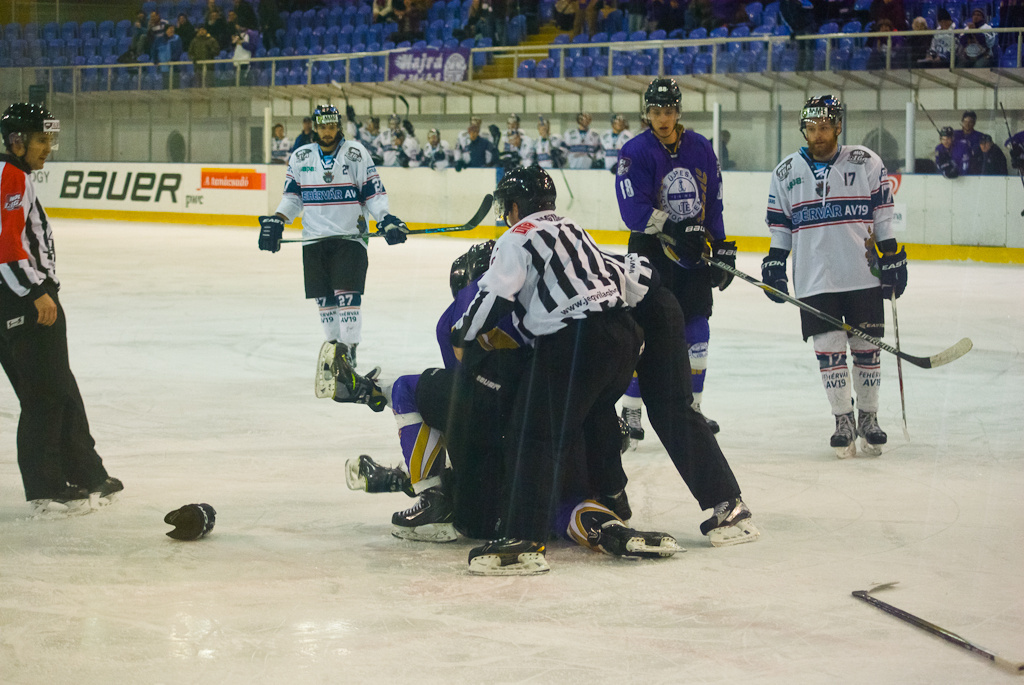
[387,48,470,82]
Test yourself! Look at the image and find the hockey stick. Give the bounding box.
[890,294,910,441]
[853,583,1024,675]
[918,102,941,136]
[998,102,1024,216]
[698,255,972,369]
[279,194,493,244]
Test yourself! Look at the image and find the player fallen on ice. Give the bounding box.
[763,95,908,459]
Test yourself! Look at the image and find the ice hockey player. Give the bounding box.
[562,112,602,169]
[1007,130,1024,170]
[392,128,422,168]
[372,114,407,167]
[600,113,633,171]
[616,77,735,435]
[0,103,123,517]
[533,116,566,169]
[423,128,454,170]
[934,126,971,178]
[497,129,533,171]
[504,113,532,149]
[763,94,907,459]
[257,104,410,379]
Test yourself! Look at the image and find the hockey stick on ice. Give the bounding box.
[998,102,1024,216]
[697,255,972,369]
[853,583,1024,675]
[279,194,493,244]
[890,294,910,440]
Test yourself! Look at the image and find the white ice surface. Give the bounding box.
[1,221,1022,684]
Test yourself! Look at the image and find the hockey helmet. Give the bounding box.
[312,104,341,127]
[577,112,592,129]
[939,126,955,139]
[388,113,402,131]
[537,115,550,134]
[799,95,843,132]
[508,113,521,128]
[642,78,681,123]
[1,103,60,151]
[449,240,496,298]
[494,165,556,223]
[427,128,440,145]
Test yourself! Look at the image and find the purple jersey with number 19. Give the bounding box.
[615,128,725,241]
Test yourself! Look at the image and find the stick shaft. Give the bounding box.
[890,294,910,439]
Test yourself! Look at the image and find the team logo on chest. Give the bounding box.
[323,170,334,183]
[661,168,702,220]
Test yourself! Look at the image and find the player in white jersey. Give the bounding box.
[561,112,602,169]
[393,128,423,168]
[373,114,407,167]
[257,104,410,375]
[497,129,534,170]
[503,113,533,150]
[763,95,908,459]
[600,113,633,171]
[532,116,565,169]
[422,128,454,170]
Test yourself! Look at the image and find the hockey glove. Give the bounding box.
[710,240,737,290]
[488,124,501,145]
[454,159,464,172]
[402,119,415,136]
[164,503,216,540]
[760,251,789,303]
[591,157,605,170]
[379,214,409,245]
[258,215,284,253]
[346,105,357,122]
[878,246,908,300]
[661,219,708,268]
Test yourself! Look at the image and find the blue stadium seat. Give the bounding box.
[670,52,693,75]
[5,23,21,40]
[81,22,97,41]
[535,57,556,77]
[568,33,588,58]
[592,54,608,75]
[570,55,592,76]
[115,19,132,39]
[848,46,871,70]
[746,1,763,25]
[24,23,39,41]
[42,22,59,41]
[715,51,735,72]
[841,20,862,34]
[586,31,607,57]
[517,57,536,78]
[628,53,652,74]
[777,47,798,71]
[691,52,712,74]
[61,22,77,41]
[1000,45,1020,68]
[728,25,749,52]
[734,51,755,72]
[629,30,647,42]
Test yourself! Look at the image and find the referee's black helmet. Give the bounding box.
[494,165,557,222]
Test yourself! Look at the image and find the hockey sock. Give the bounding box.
[814,330,853,415]
[559,499,618,549]
[315,292,362,346]
[850,338,881,413]
[685,315,710,403]
[391,375,445,492]
[621,374,642,409]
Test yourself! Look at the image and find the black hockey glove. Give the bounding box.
[661,219,708,267]
[710,240,737,290]
[878,246,908,300]
[398,148,410,168]
[379,214,409,245]
[346,105,357,123]
[433,149,446,163]
[454,159,465,172]
[1011,145,1024,170]
[488,124,501,145]
[498,150,520,169]
[935,151,959,179]
[591,157,605,169]
[760,250,789,303]
[258,215,284,253]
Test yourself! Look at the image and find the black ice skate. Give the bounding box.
[88,477,124,508]
[692,402,720,434]
[857,410,887,457]
[391,487,457,543]
[831,411,857,459]
[29,485,91,518]
[345,455,414,496]
[468,538,549,576]
[595,521,682,558]
[700,497,760,547]
[597,489,632,524]
[621,406,644,441]
[314,341,387,411]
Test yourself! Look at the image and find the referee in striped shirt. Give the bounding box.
[452,166,647,575]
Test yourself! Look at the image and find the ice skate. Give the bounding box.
[467,538,549,576]
[831,411,857,459]
[391,487,457,542]
[692,402,720,434]
[315,341,342,399]
[700,497,760,547]
[88,477,123,508]
[621,406,644,441]
[29,485,91,519]
[597,489,632,524]
[315,341,387,411]
[595,521,682,558]
[345,455,414,496]
[857,410,887,457]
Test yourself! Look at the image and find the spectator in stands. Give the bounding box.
[685,0,716,32]
[649,0,685,33]
[573,0,600,38]
[189,25,220,63]
[553,0,576,32]
[906,16,932,64]
[271,124,291,164]
[869,0,907,32]
[373,0,402,24]
[176,14,196,52]
[234,0,259,32]
[231,22,257,66]
[204,0,221,22]
[258,0,282,51]
[389,0,426,44]
[779,0,815,71]
[129,11,149,58]
[291,117,315,152]
[146,11,170,52]
[866,18,900,69]
[205,8,231,51]
[957,8,995,67]
[454,0,491,41]
[153,25,183,65]
[978,134,1007,175]
[710,0,749,30]
[916,8,954,68]
[1001,0,1024,40]
[621,0,645,34]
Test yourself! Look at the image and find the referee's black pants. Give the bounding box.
[0,286,109,501]
[632,285,740,510]
[500,309,642,543]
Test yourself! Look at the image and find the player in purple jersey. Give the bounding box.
[1006,130,1024,171]
[615,77,736,436]
[935,126,972,178]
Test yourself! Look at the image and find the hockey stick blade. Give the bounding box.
[279,194,493,244]
[852,587,1024,675]
[702,256,973,369]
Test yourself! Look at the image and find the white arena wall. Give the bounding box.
[35,162,1024,262]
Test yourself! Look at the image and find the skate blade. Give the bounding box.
[834,443,857,459]
[89,492,119,508]
[30,500,93,519]
[391,523,458,543]
[315,342,337,399]
[707,519,761,547]
[344,458,367,491]
[624,535,683,558]
[468,552,550,576]
[858,437,883,457]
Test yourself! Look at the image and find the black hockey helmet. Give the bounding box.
[312,104,340,127]
[449,240,496,298]
[939,126,955,138]
[1,103,60,151]
[642,78,681,123]
[799,94,843,133]
[494,165,556,223]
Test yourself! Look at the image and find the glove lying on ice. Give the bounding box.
[164,503,216,540]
